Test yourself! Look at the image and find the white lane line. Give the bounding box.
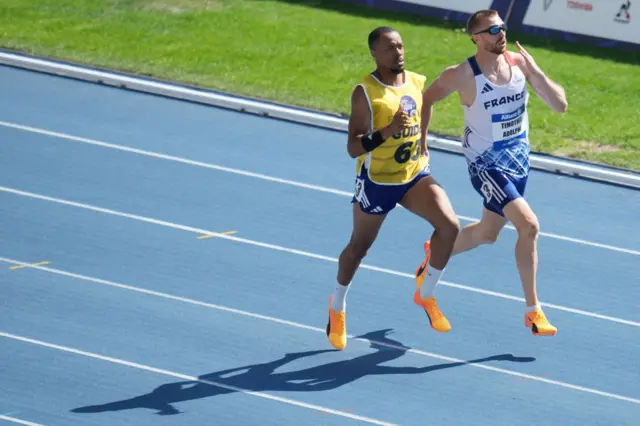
[0,185,638,328]
[0,415,44,426]
[0,333,395,426]
[2,260,640,405]
[0,256,323,333]
[0,120,637,257]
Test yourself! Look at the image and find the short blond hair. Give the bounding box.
[467,9,499,34]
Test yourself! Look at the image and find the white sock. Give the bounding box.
[526,304,541,313]
[331,283,349,312]
[420,265,444,299]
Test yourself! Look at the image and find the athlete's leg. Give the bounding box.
[502,198,540,307]
[399,175,460,333]
[451,207,507,255]
[502,197,556,336]
[464,168,556,335]
[328,203,387,350]
[399,176,460,270]
[337,203,387,287]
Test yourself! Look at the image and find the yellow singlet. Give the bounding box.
[355,70,429,185]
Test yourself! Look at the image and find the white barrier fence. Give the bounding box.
[1,50,638,189]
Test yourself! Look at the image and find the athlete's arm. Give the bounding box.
[513,42,568,113]
[347,85,375,158]
[347,85,407,158]
[420,66,460,150]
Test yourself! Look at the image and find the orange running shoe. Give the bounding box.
[525,307,558,336]
[413,292,452,332]
[415,241,432,289]
[414,241,451,333]
[326,297,347,349]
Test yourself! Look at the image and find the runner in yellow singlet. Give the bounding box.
[326,27,461,350]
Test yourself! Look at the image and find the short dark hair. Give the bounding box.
[466,9,499,34]
[368,26,397,49]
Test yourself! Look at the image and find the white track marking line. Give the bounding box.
[0,415,43,426]
[2,261,640,405]
[0,333,395,426]
[0,120,637,257]
[0,185,638,328]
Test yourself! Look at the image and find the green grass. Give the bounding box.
[2,0,639,170]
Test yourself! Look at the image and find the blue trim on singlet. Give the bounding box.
[468,56,482,76]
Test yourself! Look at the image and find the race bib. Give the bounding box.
[491,105,526,147]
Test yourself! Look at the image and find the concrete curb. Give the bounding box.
[1,49,638,190]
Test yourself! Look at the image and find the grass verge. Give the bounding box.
[1,0,639,170]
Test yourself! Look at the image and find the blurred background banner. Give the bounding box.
[341,0,640,51]
[513,0,639,50]
[337,0,513,23]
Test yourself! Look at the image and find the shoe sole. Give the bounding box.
[528,321,557,336]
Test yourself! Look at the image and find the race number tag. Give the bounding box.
[354,177,365,202]
[491,105,525,147]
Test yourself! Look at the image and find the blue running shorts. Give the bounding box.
[352,165,431,215]
[470,169,528,217]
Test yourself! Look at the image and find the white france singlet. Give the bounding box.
[462,53,530,179]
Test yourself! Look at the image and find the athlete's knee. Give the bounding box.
[478,229,500,244]
[515,216,540,240]
[346,238,374,260]
[436,215,461,242]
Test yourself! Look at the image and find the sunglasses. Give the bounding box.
[474,24,508,35]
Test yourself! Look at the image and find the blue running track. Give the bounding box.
[1,65,639,426]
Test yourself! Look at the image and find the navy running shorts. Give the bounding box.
[351,165,431,215]
[470,169,528,217]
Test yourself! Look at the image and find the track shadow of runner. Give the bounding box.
[71,329,535,416]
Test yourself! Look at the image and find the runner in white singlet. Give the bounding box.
[463,51,530,181]
[419,9,568,336]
